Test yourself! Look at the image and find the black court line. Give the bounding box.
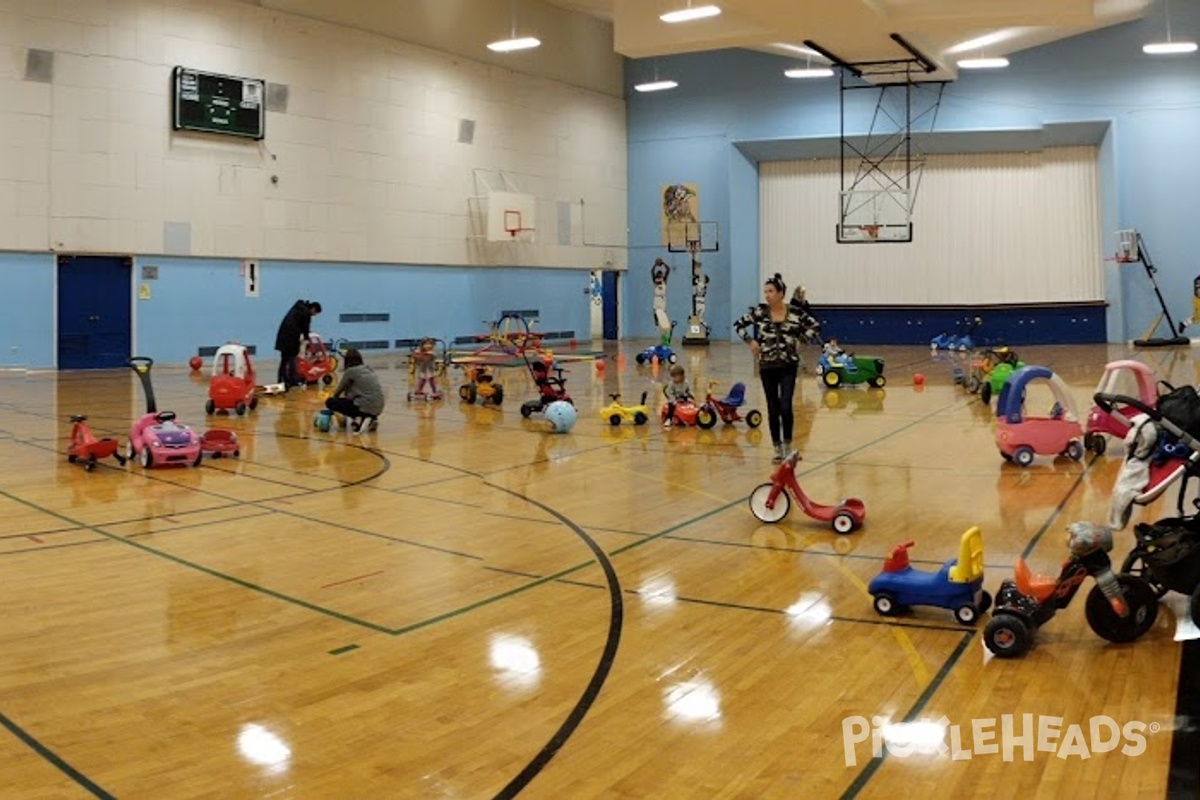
[1168,638,1200,799]
[1019,453,1097,559]
[0,710,114,799]
[839,632,976,799]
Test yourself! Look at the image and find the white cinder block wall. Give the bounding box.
[0,0,628,268]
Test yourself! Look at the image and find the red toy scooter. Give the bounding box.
[67,415,127,471]
[748,451,866,533]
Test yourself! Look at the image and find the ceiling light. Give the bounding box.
[958,57,1009,69]
[660,4,721,24]
[634,80,679,92]
[784,67,834,79]
[1143,41,1197,54]
[947,30,1014,55]
[1144,0,1197,55]
[487,36,541,52]
[772,43,823,58]
[489,0,540,54]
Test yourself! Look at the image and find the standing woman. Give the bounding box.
[734,274,820,462]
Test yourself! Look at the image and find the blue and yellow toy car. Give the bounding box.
[868,527,992,625]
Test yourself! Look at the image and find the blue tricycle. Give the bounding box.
[868,527,992,625]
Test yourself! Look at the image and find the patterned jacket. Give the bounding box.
[733,299,820,370]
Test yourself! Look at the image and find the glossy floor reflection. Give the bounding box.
[0,341,1196,798]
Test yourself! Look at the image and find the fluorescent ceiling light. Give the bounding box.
[784,67,834,79]
[958,57,1009,69]
[660,5,721,24]
[1143,41,1198,54]
[947,30,1015,55]
[634,80,679,92]
[487,36,541,52]
[772,43,823,58]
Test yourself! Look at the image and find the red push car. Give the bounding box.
[206,343,258,416]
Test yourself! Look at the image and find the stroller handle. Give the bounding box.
[1092,392,1153,417]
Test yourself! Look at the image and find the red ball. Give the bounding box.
[189,356,203,371]
[913,373,925,385]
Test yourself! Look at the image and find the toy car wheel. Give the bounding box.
[492,386,504,406]
[668,353,678,364]
[249,397,258,411]
[980,382,992,405]
[140,447,153,469]
[633,412,648,425]
[461,386,478,404]
[193,451,203,467]
[635,354,646,365]
[746,410,763,428]
[823,371,840,388]
[984,613,1031,658]
[748,483,789,523]
[873,593,899,617]
[978,590,993,615]
[832,512,856,534]
[232,450,240,458]
[870,375,886,388]
[954,603,978,625]
[322,374,333,385]
[205,399,215,415]
[235,402,246,416]
[68,454,78,463]
[965,375,981,393]
[520,403,535,419]
[1084,574,1158,643]
[1120,552,1169,598]
[126,444,135,463]
[609,414,622,426]
[1013,447,1035,468]
[85,456,96,472]
[115,453,127,466]
[1065,440,1083,461]
[697,408,717,429]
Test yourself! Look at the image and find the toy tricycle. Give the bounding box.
[868,527,992,625]
[600,392,650,426]
[696,381,762,429]
[67,415,126,471]
[1084,359,1158,455]
[995,365,1084,466]
[458,364,504,406]
[127,357,203,468]
[748,450,865,533]
[206,342,258,416]
[983,522,1158,658]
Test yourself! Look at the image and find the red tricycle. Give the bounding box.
[296,333,339,386]
[748,451,866,533]
[67,415,127,471]
[696,381,762,429]
[206,342,258,416]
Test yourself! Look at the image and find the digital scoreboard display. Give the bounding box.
[172,67,265,140]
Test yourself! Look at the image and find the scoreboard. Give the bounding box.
[172,66,265,140]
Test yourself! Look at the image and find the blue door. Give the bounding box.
[57,255,132,369]
[602,270,619,340]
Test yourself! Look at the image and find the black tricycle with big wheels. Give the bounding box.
[984,521,1158,658]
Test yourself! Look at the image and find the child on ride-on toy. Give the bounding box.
[663,364,693,427]
[408,337,443,401]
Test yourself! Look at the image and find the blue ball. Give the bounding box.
[314,410,332,432]
[544,400,577,433]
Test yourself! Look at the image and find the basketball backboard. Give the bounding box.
[666,220,719,253]
[837,189,911,243]
[487,191,536,242]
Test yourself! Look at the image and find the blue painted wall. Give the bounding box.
[0,253,54,368]
[625,5,1200,344]
[133,258,593,365]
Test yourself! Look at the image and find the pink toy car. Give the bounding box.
[128,357,203,468]
[995,365,1084,467]
[1084,359,1158,455]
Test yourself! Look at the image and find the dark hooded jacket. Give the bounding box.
[275,300,313,353]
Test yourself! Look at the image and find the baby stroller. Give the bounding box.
[520,356,572,419]
[1094,390,1200,627]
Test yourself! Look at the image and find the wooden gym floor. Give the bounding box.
[0,341,1197,799]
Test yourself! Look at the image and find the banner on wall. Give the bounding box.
[661,183,699,245]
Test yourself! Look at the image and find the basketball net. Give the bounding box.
[862,224,881,241]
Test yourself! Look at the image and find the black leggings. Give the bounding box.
[759,363,798,445]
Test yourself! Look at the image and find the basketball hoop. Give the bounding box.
[685,239,701,257]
